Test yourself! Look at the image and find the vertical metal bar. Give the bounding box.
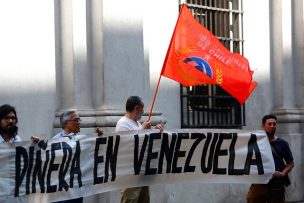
[225,102,228,126]
[180,85,184,127]
[239,0,244,55]
[226,1,229,39]
[186,87,190,127]
[239,0,245,126]
[211,3,213,32]
[205,4,208,28]
[192,90,196,126]
[243,103,246,126]
[210,0,216,128]
[235,100,241,126]
[213,1,217,36]
[209,85,213,126]
[229,0,233,52]
[197,88,201,125]
[229,101,233,125]
[217,0,220,38]
[206,86,209,126]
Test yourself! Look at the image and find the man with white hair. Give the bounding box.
[53,110,82,140]
[33,110,103,203]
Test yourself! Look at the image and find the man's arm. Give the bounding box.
[31,136,40,142]
[96,127,103,136]
[142,120,164,132]
[273,161,294,178]
[153,123,164,132]
[141,120,151,129]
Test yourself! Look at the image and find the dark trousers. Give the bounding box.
[52,197,83,203]
[247,184,285,203]
[120,186,150,203]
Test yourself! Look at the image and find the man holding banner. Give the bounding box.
[247,115,294,203]
[30,110,104,203]
[51,110,85,203]
[52,110,103,203]
[116,96,164,203]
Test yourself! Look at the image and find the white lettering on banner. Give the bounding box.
[0,129,275,203]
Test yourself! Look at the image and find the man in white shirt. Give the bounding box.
[0,104,22,143]
[116,96,164,203]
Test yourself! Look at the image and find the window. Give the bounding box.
[180,0,245,128]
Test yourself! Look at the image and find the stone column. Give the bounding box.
[269,0,284,109]
[270,0,304,201]
[54,0,98,134]
[269,0,301,131]
[270,0,301,131]
[54,0,166,131]
[94,0,166,129]
[88,0,105,110]
[292,0,304,110]
[54,0,75,111]
[54,0,111,202]
[290,0,304,200]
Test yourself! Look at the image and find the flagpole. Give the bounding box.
[147,4,185,121]
[147,74,162,121]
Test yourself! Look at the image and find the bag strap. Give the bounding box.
[270,143,291,186]
[270,144,286,166]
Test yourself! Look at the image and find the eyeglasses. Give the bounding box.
[3,116,17,121]
[67,118,81,122]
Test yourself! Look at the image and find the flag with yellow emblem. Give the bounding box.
[161,4,257,104]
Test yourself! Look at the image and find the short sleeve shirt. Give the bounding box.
[53,130,78,141]
[270,137,293,172]
[115,116,142,132]
[0,135,22,143]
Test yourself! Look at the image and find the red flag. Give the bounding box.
[161,4,257,104]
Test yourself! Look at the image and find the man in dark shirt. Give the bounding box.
[247,114,294,203]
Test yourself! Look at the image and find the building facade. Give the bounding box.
[0,0,303,202]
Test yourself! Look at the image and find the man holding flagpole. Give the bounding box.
[116,96,164,203]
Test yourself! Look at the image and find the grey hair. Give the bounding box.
[60,110,77,128]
